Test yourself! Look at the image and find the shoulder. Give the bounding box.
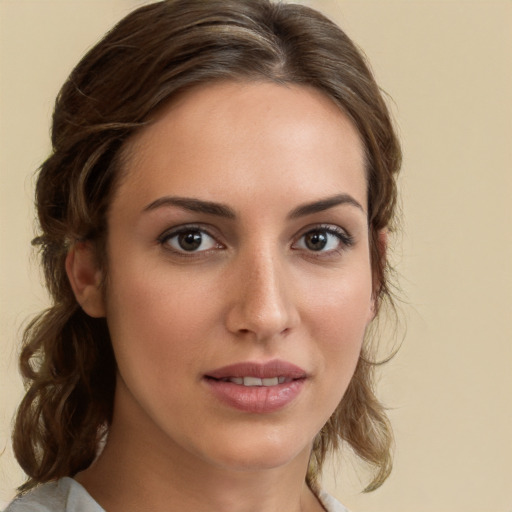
[318,490,351,512]
[5,480,345,512]
[3,478,104,512]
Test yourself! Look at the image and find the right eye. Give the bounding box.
[159,227,220,254]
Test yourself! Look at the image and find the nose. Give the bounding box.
[224,247,299,341]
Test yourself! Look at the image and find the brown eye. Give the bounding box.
[293,226,354,254]
[304,231,328,251]
[178,231,203,251]
[161,228,218,253]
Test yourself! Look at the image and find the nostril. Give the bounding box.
[224,275,299,338]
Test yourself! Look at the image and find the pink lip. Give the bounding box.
[205,360,307,380]
[203,359,307,414]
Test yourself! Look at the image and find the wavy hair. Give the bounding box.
[13,0,401,494]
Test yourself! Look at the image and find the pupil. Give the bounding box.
[305,232,327,251]
[178,231,202,251]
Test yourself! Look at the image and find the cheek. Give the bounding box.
[301,268,373,388]
[304,268,373,340]
[104,260,213,378]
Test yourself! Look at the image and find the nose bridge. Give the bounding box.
[226,240,297,339]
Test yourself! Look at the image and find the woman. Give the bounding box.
[6,1,401,511]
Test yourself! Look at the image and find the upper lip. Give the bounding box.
[205,359,307,380]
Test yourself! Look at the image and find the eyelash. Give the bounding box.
[157,224,354,257]
[294,225,354,255]
[157,225,222,257]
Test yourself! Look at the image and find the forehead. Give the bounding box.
[114,80,367,212]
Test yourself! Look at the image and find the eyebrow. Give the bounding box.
[142,193,365,219]
[143,196,236,218]
[288,193,365,219]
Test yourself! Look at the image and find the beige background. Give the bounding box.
[1,1,511,511]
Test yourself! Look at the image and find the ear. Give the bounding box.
[65,241,106,318]
[368,229,388,322]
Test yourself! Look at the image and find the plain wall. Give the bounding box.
[1,1,511,511]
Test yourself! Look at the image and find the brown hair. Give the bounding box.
[13,0,401,494]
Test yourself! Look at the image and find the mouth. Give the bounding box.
[203,360,307,413]
[209,376,294,386]
[205,360,307,381]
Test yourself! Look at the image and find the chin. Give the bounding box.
[191,427,313,474]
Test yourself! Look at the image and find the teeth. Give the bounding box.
[226,376,285,386]
[243,376,262,386]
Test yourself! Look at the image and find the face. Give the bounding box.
[98,81,374,474]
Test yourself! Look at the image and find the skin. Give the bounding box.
[67,81,376,512]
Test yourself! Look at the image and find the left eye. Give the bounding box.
[294,228,349,252]
[161,228,218,253]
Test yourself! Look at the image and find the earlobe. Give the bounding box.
[65,241,106,318]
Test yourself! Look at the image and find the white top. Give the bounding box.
[4,477,349,512]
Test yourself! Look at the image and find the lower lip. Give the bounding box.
[204,378,305,413]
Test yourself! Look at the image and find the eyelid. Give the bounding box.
[156,223,354,258]
[157,224,224,255]
[292,224,354,252]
